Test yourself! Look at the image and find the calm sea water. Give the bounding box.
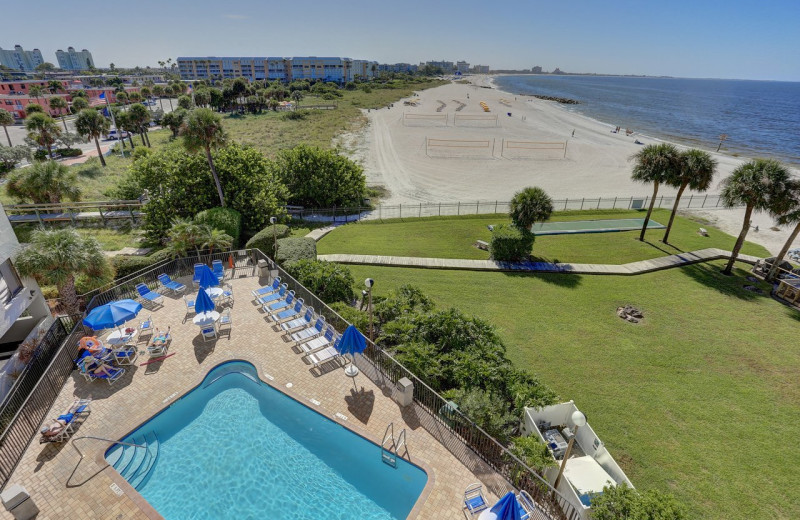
[493,75,800,165]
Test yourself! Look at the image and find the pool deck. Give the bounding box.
[1,272,512,520]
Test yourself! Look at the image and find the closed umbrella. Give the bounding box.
[489,492,523,520]
[83,299,142,331]
[336,324,367,377]
[195,287,215,314]
[196,264,219,289]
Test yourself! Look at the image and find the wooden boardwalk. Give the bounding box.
[318,248,761,275]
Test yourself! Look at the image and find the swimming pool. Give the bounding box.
[105,361,428,519]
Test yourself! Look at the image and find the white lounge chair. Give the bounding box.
[306,345,342,368]
[290,316,326,344]
[299,327,338,354]
[280,308,314,332]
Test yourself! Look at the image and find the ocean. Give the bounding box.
[493,75,800,166]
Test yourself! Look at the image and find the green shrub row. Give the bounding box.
[284,259,354,304]
[245,224,290,257]
[490,224,535,261]
[275,237,316,264]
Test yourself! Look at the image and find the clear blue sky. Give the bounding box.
[7,0,800,81]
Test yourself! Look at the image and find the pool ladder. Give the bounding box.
[381,422,407,467]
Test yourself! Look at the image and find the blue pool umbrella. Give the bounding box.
[83,299,142,330]
[195,287,215,314]
[196,264,219,289]
[336,325,367,377]
[490,492,523,520]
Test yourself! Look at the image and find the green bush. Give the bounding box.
[55,148,82,157]
[148,248,175,263]
[195,207,242,246]
[590,483,687,520]
[32,150,47,161]
[111,255,159,279]
[245,224,290,257]
[281,110,309,121]
[489,224,535,261]
[444,387,518,444]
[131,147,152,162]
[329,302,373,332]
[285,260,354,304]
[275,237,316,264]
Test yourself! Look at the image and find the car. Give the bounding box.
[105,129,130,140]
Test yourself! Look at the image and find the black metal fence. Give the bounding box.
[0,315,82,487]
[0,250,581,518]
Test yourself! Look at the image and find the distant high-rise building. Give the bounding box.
[378,63,418,74]
[472,65,490,74]
[55,47,94,70]
[177,56,377,83]
[424,60,455,72]
[0,45,44,71]
[456,61,470,73]
[531,66,543,74]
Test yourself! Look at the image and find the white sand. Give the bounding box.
[356,76,800,254]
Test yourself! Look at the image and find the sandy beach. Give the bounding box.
[354,76,800,254]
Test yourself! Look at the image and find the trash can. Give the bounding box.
[395,377,414,407]
[1,485,39,520]
[257,259,270,279]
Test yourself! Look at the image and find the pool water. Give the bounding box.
[106,361,427,520]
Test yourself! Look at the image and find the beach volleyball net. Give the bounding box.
[403,113,448,126]
[425,137,495,158]
[453,113,499,127]
[500,139,568,159]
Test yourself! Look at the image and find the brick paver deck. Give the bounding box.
[1,271,512,520]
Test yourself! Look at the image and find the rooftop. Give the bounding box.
[0,255,564,519]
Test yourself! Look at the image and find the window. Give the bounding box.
[0,259,24,305]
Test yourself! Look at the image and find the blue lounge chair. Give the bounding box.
[192,263,204,287]
[290,316,326,344]
[280,307,315,333]
[299,326,338,354]
[79,358,125,385]
[158,273,186,294]
[463,483,488,517]
[212,260,225,283]
[257,283,288,305]
[113,345,138,365]
[269,299,304,323]
[252,278,281,301]
[264,290,295,314]
[306,344,343,368]
[136,283,164,306]
[40,398,92,443]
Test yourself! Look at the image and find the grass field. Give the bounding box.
[318,209,771,263]
[344,262,800,520]
[11,223,150,251]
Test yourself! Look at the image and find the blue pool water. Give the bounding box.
[105,361,428,520]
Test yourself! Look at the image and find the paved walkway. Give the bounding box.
[319,248,761,275]
[304,222,346,241]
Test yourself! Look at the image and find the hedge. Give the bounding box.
[245,224,290,257]
[195,207,242,246]
[285,260,354,304]
[55,148,83,157]
[489,224,535,261]
[111,255,158,279]
[275,237,316,264]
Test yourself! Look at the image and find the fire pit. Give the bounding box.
[617,305,644,324]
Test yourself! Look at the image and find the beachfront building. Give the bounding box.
[472,65,490,73]
[0,203,50,358]
[456,61,470,73]
[424,60,455,71]
[0,93,70,119]
[378,63,418,74]
[0,80,53,95]
[0,46,45,71]
[177,56,378,83]
[55,47,94,71]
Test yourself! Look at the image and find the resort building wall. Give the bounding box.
[177,56,377,83]
[55,47,94,71]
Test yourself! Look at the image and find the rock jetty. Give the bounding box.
[527,94,580,104]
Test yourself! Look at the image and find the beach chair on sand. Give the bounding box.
[463,483,488,517]
[280,307,315,333]
[136,283,164,307]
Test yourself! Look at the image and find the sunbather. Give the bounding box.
[89,360,118,378]
[40,399,86,438]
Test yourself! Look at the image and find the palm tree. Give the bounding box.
[75,109,110,167]
[128,103,151,147]
[25,112,62,158]
[48,97,69,131]
[662,149,717,243]
[166,85,177,110]
[14,228,107,315]
[720,159,794,275]
[629,143,680,241]
[290,90,303,109]
[116,111,136,149]
[5,160,81,203]
[128,91,142,104]
[0,109,13,146]
[71,97,89,112]
[168,218,205,258]
[116,91,129,105]
[509,186,554,231]
[766,187,800,281]
[181,108,227,206]
[47,80,63,94]
[152,85,165,111]
[201,226,233,254]
[140,86,152,111]
[28,85,44,103]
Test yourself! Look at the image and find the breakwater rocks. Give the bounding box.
[527,94,580,104]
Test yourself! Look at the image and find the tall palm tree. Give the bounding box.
[116,112,136,149]
[5,160,81,203]
[28,85,44,103]
[0,109,13,146]
[128,103,151,147]
[181,108,227,206]
[662,149,717,243]
[140,86,152,111]
[152,85,165,111]
[767,186,800,281]
[720,159,794,275]
[75,109,110,166]
[629,143,680,241]
[47,80,63,94]
[71,97,89,112]
[25,112,62,158]
[116,91,129,105]
[14,228,108,315]
[48,97,69,131]
[166,84,177,110]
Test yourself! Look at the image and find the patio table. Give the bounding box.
[107,329,137,346]
[193,311,220,327]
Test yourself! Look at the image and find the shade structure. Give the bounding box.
[196,264,219,289]
[336,325,367,377]
[490,492,523,520]
[195,288,216,314]
[82,299,142,330]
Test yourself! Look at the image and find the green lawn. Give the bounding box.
[344,262,800,520]
[318,209,771,263]
[11,223,150,251]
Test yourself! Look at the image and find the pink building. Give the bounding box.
[0,94,70,120]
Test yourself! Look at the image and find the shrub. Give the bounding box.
[275,237,316,264]
[271,144,366,208]
[329,302,373,332]
[195,207,242,246]
[509,186,554,230]
[281,110,308,121]
[444,387,518,444]
[508,435,558,474]
[285,260,354,304]
[111,255,158,279]
[245,224,290,257]
[489,224,535,261]
[55,148,82,157]
[131,147,152,162]
[148,248,174,263]
[0,146,31,174]
[590,483,687,520]
[32,149,48,161]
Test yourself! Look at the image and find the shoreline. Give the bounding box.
[486,74,800,167]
